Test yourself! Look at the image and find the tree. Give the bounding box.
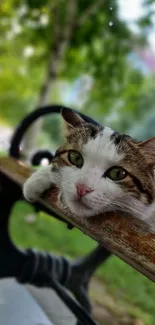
[0,0,154,154]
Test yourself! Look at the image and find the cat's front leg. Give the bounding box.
[23,165,60,202]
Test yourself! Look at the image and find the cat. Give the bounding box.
[23,108,155,231]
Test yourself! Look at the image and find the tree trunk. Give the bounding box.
[22,0,77,161]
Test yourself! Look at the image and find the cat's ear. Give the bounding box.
[61,108,85,135]
[139,137,155,165]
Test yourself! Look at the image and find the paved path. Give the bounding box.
[27,284,76,325]
[0,279,76,325]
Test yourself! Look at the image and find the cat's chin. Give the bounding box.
[60,193,94,217]
[68,199,93,216]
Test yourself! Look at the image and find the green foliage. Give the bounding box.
[43,114,63,147]
[0,0,154,134]
[129,76,155,140]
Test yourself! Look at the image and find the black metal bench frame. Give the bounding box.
[0,105,111,325]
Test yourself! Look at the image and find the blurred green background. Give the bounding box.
[1,0,155,324]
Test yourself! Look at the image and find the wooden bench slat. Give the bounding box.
[0,156,155,282]
[0,156,31,185]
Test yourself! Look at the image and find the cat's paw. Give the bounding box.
[23,166,53,202]
[23,178,40,202]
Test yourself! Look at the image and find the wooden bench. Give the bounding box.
[1,105,155,325]
[0,155,155,283]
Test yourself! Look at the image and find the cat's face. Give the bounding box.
[53,110,155,221]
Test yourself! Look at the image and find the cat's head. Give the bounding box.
[53,109,155,221]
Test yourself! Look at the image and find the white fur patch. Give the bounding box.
[23,165,61,202]
[82,127,124,170]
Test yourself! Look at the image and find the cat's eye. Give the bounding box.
[104,166,127,181]
[68,150,84,168]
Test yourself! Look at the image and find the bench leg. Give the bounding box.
[15,245,111,325]
[0,175,111,324]
[0,175,26,279]
[66,245,111,325]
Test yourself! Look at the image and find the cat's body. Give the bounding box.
[23,109,155,232]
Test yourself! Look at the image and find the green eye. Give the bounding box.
[105,166,127,181]
[68,150,84,168]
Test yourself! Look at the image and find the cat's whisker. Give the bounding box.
[113,199,150,221]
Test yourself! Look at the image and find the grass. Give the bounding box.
[10,201,155,324]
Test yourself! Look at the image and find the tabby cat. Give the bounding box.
[23,109,155,231]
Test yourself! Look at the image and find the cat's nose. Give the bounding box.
[76,183,93,197]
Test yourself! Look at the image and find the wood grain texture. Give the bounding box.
[0,156,155,282]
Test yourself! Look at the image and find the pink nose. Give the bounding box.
[76,183,93,197]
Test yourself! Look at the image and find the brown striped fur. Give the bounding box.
[53,114,155,206]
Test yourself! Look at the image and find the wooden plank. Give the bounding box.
[0,156,155,282]
[0,156,32,185]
